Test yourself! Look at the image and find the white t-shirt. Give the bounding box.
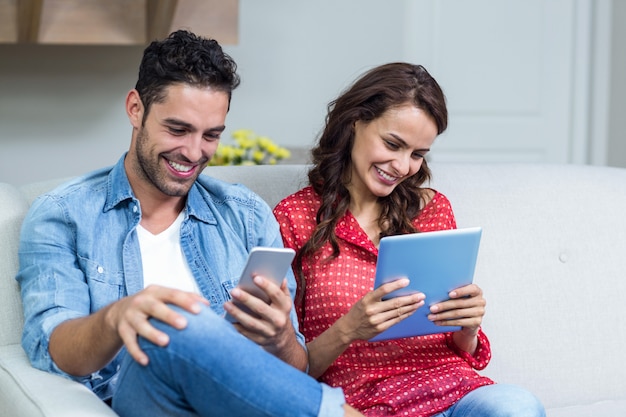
[136,211,201,294]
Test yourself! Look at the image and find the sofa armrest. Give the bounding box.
[0,344,118,417]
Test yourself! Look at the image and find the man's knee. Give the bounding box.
[143,304,240,353]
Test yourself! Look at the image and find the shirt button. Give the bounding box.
[132,205,138,213]
[97,266,104,273]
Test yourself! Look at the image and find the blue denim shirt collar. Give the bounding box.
[104,153,217,226]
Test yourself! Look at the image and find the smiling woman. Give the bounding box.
[273,62,546,417]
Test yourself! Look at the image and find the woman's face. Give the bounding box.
[347,103,438,200]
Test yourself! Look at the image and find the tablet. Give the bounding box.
[369,227,482,342]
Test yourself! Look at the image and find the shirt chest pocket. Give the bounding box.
[79,256,126,312]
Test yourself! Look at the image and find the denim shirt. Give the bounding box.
[16,155,305,399]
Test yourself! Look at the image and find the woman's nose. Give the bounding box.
[391,153,412,177]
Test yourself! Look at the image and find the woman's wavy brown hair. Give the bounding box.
[294,63,448,306]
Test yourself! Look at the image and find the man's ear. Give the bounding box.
[126,89,144,129]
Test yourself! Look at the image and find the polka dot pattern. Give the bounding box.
[274,187,494,416]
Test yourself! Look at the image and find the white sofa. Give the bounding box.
[1,163,625,416]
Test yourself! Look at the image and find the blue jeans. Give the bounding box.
[433,383,546,417]
[111,305,345,417]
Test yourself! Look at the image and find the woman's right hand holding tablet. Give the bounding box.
[336,277,425,342]
[306,277,425,378]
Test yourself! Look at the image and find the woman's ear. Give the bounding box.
[125,89,144,129]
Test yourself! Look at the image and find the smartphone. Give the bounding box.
[225,247,296,322]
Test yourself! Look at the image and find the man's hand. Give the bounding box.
[49,285,208,376]
[105,285,209,365]
[223,276,307,369]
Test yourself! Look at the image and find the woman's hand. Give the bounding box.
[306,277,425,378]
[428,283,486,353]
[336,277,425,343]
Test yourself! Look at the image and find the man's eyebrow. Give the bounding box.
[163,118,193,129]
[389,133,431,152]
[163,118,226,133]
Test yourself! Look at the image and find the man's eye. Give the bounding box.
[204,133,221,141]
[169,128,186,135]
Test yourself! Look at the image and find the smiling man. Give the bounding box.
[16,30,362,417]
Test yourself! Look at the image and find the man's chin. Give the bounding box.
[158,179,196,197]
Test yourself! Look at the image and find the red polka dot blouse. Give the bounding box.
[274,186,494,417]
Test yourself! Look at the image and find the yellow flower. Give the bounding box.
[208,129,291,166]
[275,147,291,159]
[231,129,254,141]
[252,150,265,163]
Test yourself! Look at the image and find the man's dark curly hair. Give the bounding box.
[135,30,240,124]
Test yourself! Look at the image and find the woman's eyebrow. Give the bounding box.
[389,133,430,152]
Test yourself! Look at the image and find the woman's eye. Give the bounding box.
[412,152,425,159]
[384,140,399,150]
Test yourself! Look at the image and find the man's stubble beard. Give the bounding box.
[134,127,199,197]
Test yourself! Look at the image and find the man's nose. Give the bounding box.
[182,134,204,162]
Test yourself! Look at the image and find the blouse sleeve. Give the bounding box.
[445,328,492,370]
[273,199,300,253]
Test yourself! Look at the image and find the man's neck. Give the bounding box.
[138,196,185,235]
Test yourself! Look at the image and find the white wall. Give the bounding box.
[0,0,407,185]
[222,0,408,155]
[0,0,624,185]
[608,0,626,167]
[0,45,140,184]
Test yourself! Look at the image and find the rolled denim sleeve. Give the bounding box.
[16,194,91,380]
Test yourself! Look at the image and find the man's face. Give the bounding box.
[127,83,229,198]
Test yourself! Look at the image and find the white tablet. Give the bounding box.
[369,227,482,342]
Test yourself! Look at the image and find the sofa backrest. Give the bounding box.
[0,183,30,346]
[207,164,310,208]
